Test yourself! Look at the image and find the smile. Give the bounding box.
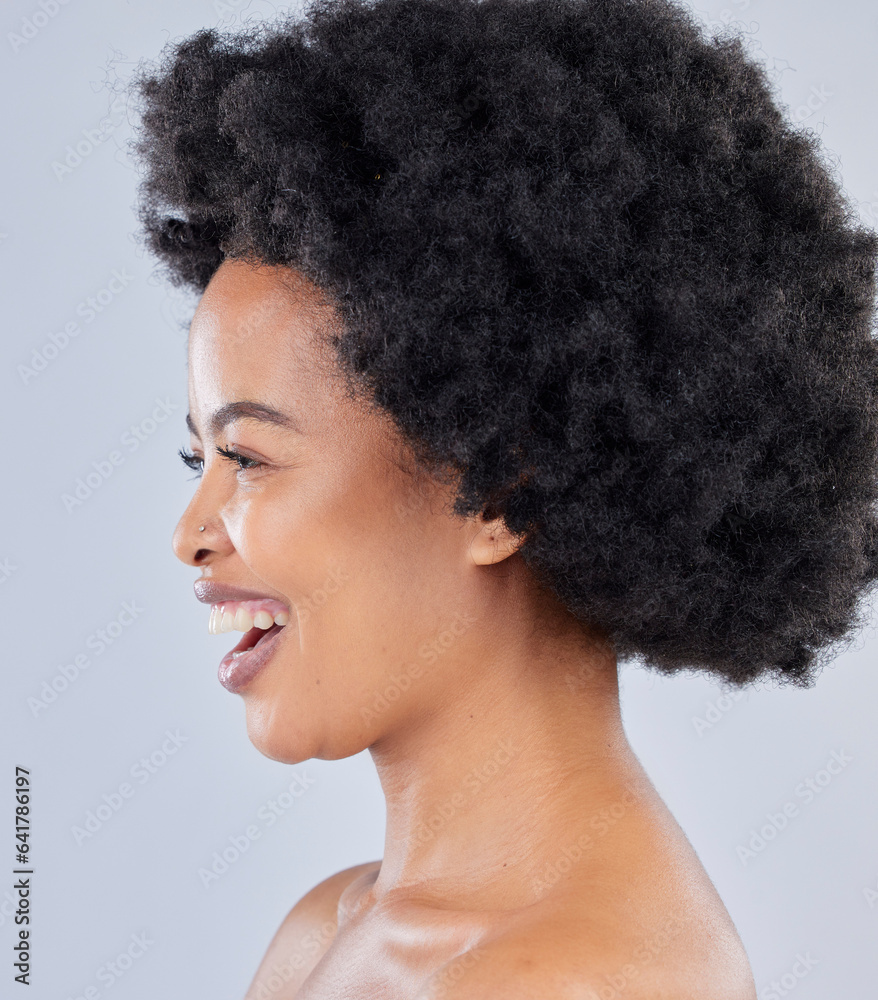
[209,599,292,694]
[208,599,290,634]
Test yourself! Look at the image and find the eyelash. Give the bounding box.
[177,446,263,479]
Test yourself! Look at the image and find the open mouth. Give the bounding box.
[218,617,288,693]
[231,621,285,656]
[209,598,291,693]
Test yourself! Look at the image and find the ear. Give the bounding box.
[469,513,527,566]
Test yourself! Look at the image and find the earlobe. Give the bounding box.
[470,515,526,566]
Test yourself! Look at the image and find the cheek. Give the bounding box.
[221,478,323,579]
[245,479,356,594]
[285,530,472,750]
[227,471,470,711]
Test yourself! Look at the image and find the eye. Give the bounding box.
[215,444,263,473]
[178,447,203,480]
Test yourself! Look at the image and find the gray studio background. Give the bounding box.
[2,0,877,997]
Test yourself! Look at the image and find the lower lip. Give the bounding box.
[218,623,286,693]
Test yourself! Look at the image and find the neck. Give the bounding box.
[366,586,651,912]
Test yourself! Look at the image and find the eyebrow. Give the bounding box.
[185,401,300,439]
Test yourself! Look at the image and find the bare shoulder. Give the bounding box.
[419,909,758,1000]
[244,859,381,1000]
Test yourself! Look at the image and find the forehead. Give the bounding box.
[190,258,327,358]
[186,259,337,423]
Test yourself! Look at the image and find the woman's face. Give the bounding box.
[173,258,516,764]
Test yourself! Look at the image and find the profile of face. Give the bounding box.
[173,259,536,766]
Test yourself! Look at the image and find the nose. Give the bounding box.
[172,497,232,567]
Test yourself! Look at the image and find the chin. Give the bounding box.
[242,696,316,765]
[242,695,370,765]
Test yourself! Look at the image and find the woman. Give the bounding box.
[130,0,878,996]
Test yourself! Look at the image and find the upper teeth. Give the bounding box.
[208,606,290,634]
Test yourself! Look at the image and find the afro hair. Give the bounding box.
[130,0,878,689]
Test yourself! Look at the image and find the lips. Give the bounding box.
[194,579,289,607]
[218,620,287,693]
[194,579,291,693]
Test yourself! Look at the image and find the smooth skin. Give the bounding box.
[173,258,758,999]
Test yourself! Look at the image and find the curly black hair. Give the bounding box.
[129,0,878,689]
